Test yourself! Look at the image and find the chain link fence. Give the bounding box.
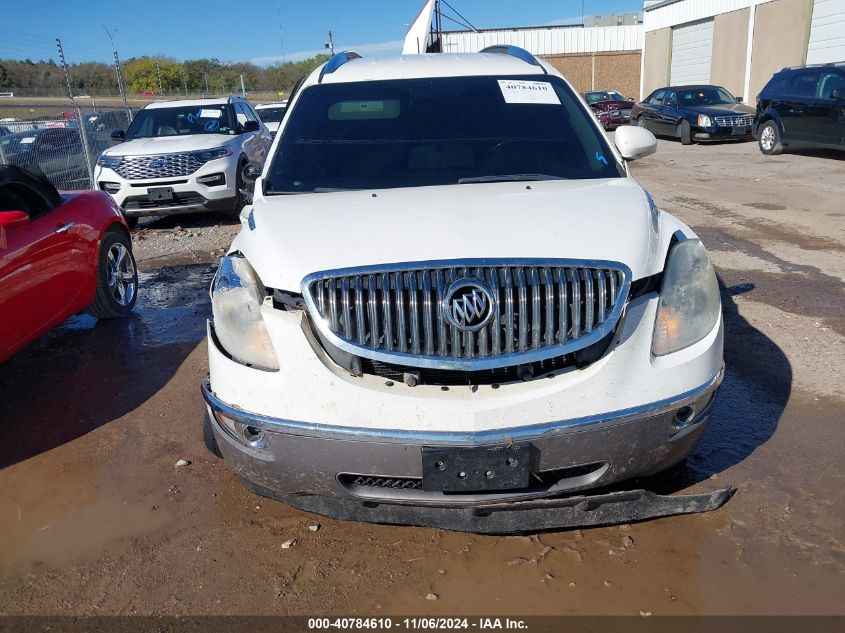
[0,103,133,191]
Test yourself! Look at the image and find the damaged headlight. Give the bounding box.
[652,238,721,356]
[211,255,279,371]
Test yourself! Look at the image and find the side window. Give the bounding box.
[764,74,791,95]
[788,72,821,98]
[664,90,678,107]
[649,89,666,104]
[234,103,249,127]
[0,183,51,219]
[818,72,845,99]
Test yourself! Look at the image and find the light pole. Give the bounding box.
[102,25,131,122]
[325,30,334,55]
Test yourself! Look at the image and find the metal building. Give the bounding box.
[403,1,645,97]
[641,0,845,101]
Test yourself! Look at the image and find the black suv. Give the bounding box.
[754,63,845,155]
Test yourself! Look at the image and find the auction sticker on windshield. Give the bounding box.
[497,80,560,105]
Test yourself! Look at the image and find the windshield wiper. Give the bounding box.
[457,174,567,184]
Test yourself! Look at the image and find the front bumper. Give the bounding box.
[202,365,722,503]
[94,159,239,217]
[694,125,754,141]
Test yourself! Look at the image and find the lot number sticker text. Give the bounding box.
[498,80,561,105]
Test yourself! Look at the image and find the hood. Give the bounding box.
[685,103,755,117]
[103,133,235,157]
[235,179,662,291]
[264,121,281,133]
[590,100,635,112]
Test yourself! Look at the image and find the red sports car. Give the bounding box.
[584,90,636,130]
[0,165,138,363]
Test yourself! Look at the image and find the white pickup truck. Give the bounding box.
[201,48,729,533]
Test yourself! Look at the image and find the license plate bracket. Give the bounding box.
[731,126,750,136]
[148,187,174,202]
[422,443,534,492]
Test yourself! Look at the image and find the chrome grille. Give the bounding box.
[113,153,203,180]
[302,260,631,371]
[714,114,753,127]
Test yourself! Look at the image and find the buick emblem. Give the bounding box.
[443,278,495,332]
[147,158,165,169]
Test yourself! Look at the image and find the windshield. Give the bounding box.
[125,104,236,139]
[678,87,737,106]
[256,106,287,123]
[585,91,625,104]
[265,76,621,194]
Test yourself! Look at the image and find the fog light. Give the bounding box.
[212,410,266,449]
[673,405,696,428]
[197,172,226,186]
[99,181,120,193]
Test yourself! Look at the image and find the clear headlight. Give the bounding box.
[652,238,721,356]
[697,114,713,128]
[193,145,233,162]
[211,255,279,371]
[96,154,121,169]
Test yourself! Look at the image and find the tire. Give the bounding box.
[758,120,783,155]
[203,410,223,458]
[232,158,248,217]
[637,115,647,129]
[679,120,693,145]
[88,229,138,319]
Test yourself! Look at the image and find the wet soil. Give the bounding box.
[0,138,843,616]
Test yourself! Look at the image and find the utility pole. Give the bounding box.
[325,30,334,55]
[204,71,210,96]
[240,74,246,97]
[56,37,94,187]
[183,68,188,96]
[102,26,131,123]
[155,59,164,94]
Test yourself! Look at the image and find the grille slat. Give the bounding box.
[113,153,204,180]
[714,114,753,127]
[305,261,628,370]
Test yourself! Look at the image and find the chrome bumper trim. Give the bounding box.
[201,366,723,446]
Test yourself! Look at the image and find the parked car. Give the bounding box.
[0,165,137,363]
[632,85,755,145]
[584,90,635,130]
[94,96,273,227]
[0,127,91,190]
[200,48,729,533]
[254,101,288,137]
[0,125,11,137]
[754,62,845,155]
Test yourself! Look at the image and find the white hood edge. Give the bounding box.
[233,178,663,292]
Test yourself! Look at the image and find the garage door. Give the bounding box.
[807,0,845,64]
[670,19,714,85]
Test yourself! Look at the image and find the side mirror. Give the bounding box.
[111,129,125,141]
[735,96,744,103]
[242,120,260,133]
[242,162,262,183]
[613,126,657,161]
[832,89,845,100]
[0,210,30,229]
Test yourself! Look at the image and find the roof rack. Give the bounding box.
[781,61,845,71]
[319,51,362,83]
[480,45,547,74]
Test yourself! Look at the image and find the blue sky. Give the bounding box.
[1,0,643,65]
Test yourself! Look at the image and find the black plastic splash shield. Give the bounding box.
[241,478,735,535]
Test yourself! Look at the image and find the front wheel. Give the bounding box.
[88,229,138,319]
[679,120,693,145]
[637,115,646,128]
[758,121,783,155]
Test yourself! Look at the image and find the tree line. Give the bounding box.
[0,55,331,97]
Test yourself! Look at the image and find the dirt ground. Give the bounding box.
[0,137,843,617]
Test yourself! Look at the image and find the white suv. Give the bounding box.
[202,49,728,533]
[94,96,272,227]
